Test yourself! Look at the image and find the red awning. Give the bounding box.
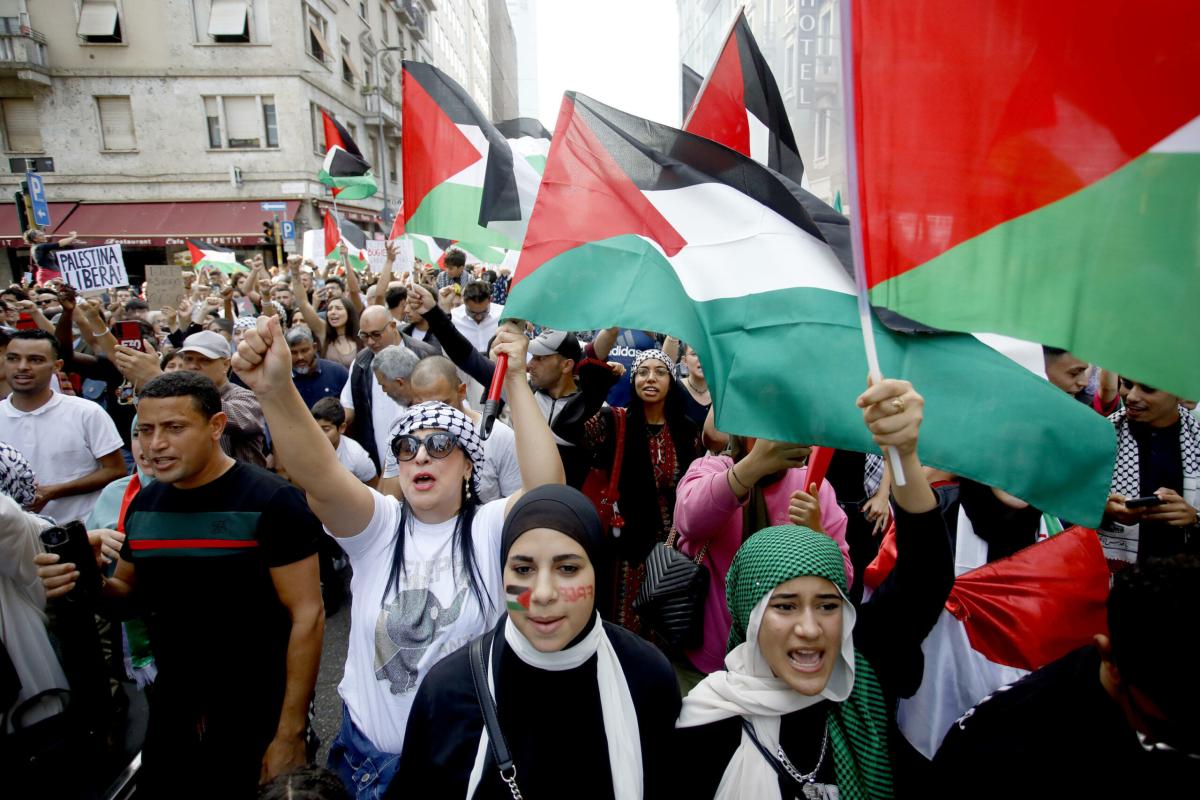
[0,202,79,248]
[46,200,303,248]
[314,200,380,226]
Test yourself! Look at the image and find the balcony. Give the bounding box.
[0,22,50,86]
[363,91,401,133]
[404,0,427,40]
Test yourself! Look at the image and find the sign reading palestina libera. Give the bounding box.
[58,244,128,293]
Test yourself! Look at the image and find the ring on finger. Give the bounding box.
[890,397,906,414]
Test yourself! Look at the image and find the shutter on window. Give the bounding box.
[77,0,119,37]
[98,96,135,150]
[223,96,259,146]
[3,98,41,151]
[208,0,248,37]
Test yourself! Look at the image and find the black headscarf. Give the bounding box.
[500,484,604,569]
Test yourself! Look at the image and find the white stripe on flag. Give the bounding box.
[747,110,770,166]
[1148,114,1200,153]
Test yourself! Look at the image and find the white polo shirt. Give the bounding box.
[0,393,123,524]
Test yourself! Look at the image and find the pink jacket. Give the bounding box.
[674,454,851,674]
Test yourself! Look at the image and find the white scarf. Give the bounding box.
[675,593,858,800]
[465,614,643,799]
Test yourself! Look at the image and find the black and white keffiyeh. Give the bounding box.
[0,440,36,507]
[391,401,486,475]
[631,348,673,379]
[1109,405,1200,499]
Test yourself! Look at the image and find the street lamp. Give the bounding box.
[374,45,405,229]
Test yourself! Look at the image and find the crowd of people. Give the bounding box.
[2,240,1197,799]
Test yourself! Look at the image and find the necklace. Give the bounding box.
[685,375,709,398]
[775,722,829,790]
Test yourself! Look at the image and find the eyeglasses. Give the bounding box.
[635,366,671,379]
[35,298,56,306]
[358,325,393,342]
[1120,378,1158,394]
[391,431,457,461]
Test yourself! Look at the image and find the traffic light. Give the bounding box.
[262,220,276,244]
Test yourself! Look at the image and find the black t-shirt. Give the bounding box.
[31,241,62,269]
[1131,419,1192,560]
[120,462,321,723]
[932,645,1200,797]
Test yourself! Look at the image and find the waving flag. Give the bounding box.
[850,0,1200,400]
[502,92,1115,525]
[323,210,368,272]
[684,10,805,184]
[401,61,542,251]
[318,110,377,200]
[495,117,552,175]
[681,63,703,121]
[186,239,244,274]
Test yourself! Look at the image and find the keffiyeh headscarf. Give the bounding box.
[391,401,485,476]
[631,348,673,380]
[677,526,894,800]
[0,440,36,506]
[233,315,259,336]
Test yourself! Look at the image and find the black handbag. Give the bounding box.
[634,529,710,650]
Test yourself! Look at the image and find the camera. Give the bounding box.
[40,520,102,602]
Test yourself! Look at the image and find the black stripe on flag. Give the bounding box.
[328,116,365,160]
[187,237,235,254]
[681,63,703,119]
[325,146,371,178]
[495,117,552,141]
[336,214,367,251]
[732,13,805,184]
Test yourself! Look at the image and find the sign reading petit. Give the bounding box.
[58,244,129,293]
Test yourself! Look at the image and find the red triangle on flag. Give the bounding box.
[514,96,687,285]
[323,210,340,257]
[388,203,404,241]
[684,17,749,156]
[401,67,483,226]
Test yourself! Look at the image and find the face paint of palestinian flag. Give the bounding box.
[401,61,544,251]
[317,111,378,201]
[502,92,1115,526]
[323,210,368,272]
[186,239,244,274]
[505,585,531,614]
[684,10,806,186]
[852,0,1200,400]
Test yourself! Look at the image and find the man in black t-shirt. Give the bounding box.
[35,371,323,798]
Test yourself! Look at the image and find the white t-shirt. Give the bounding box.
[340,367,402,475]
[0,393,123,524]
[333,490,507,754]
[381,415,522,503]
[336,435,377,483]
[450,303,504,353]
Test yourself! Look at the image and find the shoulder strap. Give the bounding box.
[469,634,522,797]
[739,717,805,789]
[608,407,627,493]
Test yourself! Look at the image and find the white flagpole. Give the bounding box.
[838,0,906,486]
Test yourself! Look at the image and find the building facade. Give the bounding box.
[487,0,517,120]
[0,0,516,284]
[504,0,537,120]
[678,0,846,210]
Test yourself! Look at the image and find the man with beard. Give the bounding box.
[287,327,348,410]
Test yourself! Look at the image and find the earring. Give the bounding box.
[464,477,472,500]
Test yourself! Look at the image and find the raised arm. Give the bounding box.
[407,282,497,388]
[232,316,374,537]
[372,241,397,307]
[288,256,327,341]
[342,247,365,314]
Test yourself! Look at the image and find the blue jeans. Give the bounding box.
[327,703,400,800]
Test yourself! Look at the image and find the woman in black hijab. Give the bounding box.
[392,485,681,799]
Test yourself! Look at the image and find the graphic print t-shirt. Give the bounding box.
[334,490,506,754]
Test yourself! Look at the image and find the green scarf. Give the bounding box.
[726,525,894,800]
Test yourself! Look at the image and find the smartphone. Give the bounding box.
[1125,495,1165,509]
[15,312,36,331]
[114,320,144,351]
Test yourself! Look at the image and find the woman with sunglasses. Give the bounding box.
[232,315,564,799]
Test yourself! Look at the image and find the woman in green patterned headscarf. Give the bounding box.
[675,380,954,799]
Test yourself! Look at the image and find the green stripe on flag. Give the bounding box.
[318,170,379,201]
[505,234,1115,525]
[871,151,1200,400]
[405,182,522,250]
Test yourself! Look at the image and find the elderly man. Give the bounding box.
[287,327,348,410]
[178,330,268,467]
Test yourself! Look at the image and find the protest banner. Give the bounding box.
[58,244,128,294]
[366,239,388,273]
[302,229,326,269]
[145,264,186,310]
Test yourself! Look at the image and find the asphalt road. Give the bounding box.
[314,595,351,764]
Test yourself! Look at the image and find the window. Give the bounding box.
[96,96,136,150]
[358,1,367,20]
[311,103,327,154]
[203,95,278,149]
[209,0,250,42]
[785,0,797,16]
[77,0,123,43]
[304,4,331,65]
[367,132,379,173]
[380,4,390,43]
[784,41,796,95]
[814,108,832,163]
[1,98,41,152]
[341,36,357,85]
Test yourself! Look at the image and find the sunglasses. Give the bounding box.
[1120,378,1158,394]
[391,431,457,461]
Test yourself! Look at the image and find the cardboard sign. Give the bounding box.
[302,230,326,269]
[366,239,388,273]
[58,244,128,294]
[394,238,414,274]
[145,264,186,310]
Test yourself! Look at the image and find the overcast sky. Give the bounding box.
[535,0,681,131]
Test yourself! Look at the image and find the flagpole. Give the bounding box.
[838,0,906,486]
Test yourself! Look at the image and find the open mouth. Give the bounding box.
[152,457,177,470]
[527,616,565,636]
[411,472,436,491]
[788,649,825,674]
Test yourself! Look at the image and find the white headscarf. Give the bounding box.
[465,613,643,799]
[675,590,858,799]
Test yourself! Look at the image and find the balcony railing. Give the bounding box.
[0,23,48,72]
[404,0,427,39]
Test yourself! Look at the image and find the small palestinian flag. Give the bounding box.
[502,92,1116,526]
[852,0,1200,399]
[401,61,542,251]
[494,117,552,175]
[402,233,454,266]
[317,110,377,201]
[505,585,531,613]
[322,210,368,272]
[186,239,244,274]
[684,10,805,184]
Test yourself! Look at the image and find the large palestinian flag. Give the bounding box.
[503,92,1116,525]
[401,61,542,251]
[317,111,377,201]
[852,1,1200,400]
[684,10,805,184]
[323,210,368,272]
[186,239,244,274]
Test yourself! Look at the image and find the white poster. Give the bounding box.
[365,239,388,273]
[302,229,326,269]
[58,244,128,293]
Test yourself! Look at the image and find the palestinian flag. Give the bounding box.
[495,118,552,175]
[852,1,1200,400]
[403,233,453,266]
[505,585,531,614]
[681,63,703,121]
[889,527,1110,758]
[186,239,244,274]
[317,110,377,201]
[401,61,542,251]
[323,210,368,272]
[684,10,805,184]
[503,92,1116,526]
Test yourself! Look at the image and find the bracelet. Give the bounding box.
[729,465,750,492]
